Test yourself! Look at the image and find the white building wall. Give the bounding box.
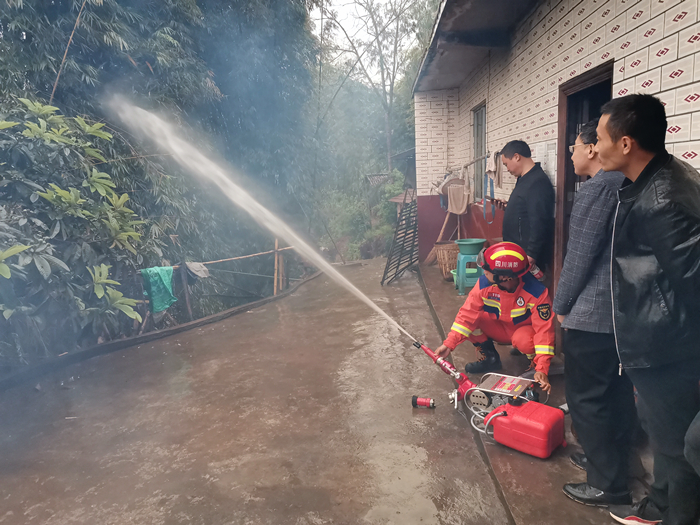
[415,0,700,199]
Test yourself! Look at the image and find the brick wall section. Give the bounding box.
[415,0,700,199]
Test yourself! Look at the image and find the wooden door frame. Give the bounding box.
[553,60,614,292]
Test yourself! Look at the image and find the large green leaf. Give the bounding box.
[0,245,30,262]
[113,303,142,322]
[44,254,70,272]
[34,255,51,279]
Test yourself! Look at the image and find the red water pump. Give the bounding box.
[413,341,565,459]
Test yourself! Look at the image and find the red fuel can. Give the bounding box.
[485,401,566,459]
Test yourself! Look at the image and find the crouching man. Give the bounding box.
[434,242,554,392]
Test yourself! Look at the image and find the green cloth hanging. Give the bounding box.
[141,266,177,313]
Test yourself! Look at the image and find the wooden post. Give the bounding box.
[180,264,194,322]
[273,238,279,296]
[138,311,151,335]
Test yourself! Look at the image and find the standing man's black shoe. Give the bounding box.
[570,452,588,471]
[562,482,631,507]
[609,497,663,525]
[464,340,501,374]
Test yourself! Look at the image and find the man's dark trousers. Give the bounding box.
[564,329,635,493]
[686,410,700,476]
[626,358,700,525]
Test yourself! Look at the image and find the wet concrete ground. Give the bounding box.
[0,259,515,525]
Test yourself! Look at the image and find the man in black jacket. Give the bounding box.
[501,140,555,273]
[597,94,700,525]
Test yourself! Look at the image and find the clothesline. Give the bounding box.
[462,152,492,169]
[208,267,302,281]
[136,244,298,323]
[136,246,296,273]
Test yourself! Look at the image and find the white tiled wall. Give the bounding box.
[414,0,700,198]
[414,89,460,194]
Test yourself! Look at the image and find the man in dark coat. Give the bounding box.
[501,140,555,273]
[554,120,634,507]
[597,94,700,525]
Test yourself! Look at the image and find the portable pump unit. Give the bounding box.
[413,342,566,459]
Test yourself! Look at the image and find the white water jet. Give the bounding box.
[110,98,416,342]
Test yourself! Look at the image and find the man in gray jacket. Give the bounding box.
[554,121,635,507]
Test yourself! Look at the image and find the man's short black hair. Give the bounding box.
[600,94,667,154]
[579,119,598,145]
[501,140,531,159]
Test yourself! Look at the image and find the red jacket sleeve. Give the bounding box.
[443,286,484,349]
[531,288,555,374]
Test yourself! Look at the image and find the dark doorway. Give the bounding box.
[554,62,613,291]
[553,61,613,353]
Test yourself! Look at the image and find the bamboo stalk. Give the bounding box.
[279,253,285,292]
[273,239,279,296]
[180,265,194,322]
[50,0,88,104]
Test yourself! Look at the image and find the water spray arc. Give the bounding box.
[110,98,417,342]
[112,100,567,460]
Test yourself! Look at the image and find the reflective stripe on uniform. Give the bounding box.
[510,307,527,317]
[481,297,501,311]
[451,322,472,337]
[535,345,555,355]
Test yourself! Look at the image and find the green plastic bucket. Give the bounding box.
[455,238,486,255]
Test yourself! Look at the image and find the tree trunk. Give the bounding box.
[385,111,392,172]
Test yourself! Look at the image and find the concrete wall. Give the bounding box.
[415,0,700,227]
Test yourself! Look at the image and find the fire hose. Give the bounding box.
[412,341,566,459]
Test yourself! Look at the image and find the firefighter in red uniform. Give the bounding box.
[435,242,555,393]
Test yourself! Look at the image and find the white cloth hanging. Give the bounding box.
[447,182,471,214]
[485,151,503,189]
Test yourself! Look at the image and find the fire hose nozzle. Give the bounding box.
[412,396,436,408]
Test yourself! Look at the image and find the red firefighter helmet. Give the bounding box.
[477,242,530,279]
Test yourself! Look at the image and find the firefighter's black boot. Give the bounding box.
[464,340,502,374]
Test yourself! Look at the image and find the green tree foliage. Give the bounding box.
[0,0,439,366]
[321,0,439,171]
[0,0,327,368]
[392,0,441,154]
[295,0,439,261]
[193,0,316,189]
[0,98,154,362]
[0,0,221,111]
